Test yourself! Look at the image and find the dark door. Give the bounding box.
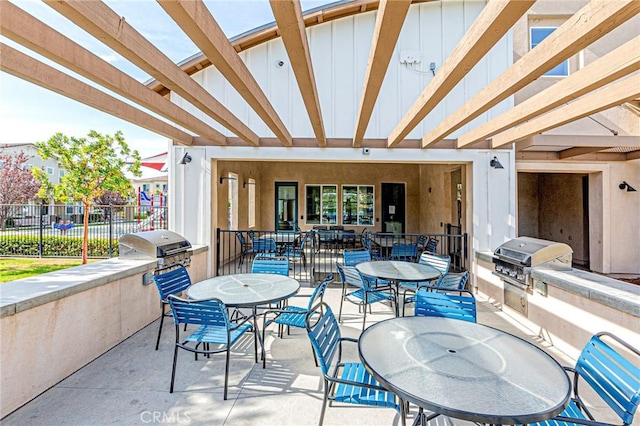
[381,183,405,234]
[275,182,298,231]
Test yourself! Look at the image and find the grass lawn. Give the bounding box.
[0,258,97,283]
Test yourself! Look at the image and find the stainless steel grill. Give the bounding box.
[493,236,572,316]
[119,230,192,272]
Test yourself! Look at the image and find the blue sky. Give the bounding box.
[1,0,333,158]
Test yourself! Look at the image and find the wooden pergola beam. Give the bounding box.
[422,0,640,148]
[457,36,640,148]
[353,0,412,147]
[44,0,259,146]
[491,75,640,148]
[270,0,326,146]
[515,135,640,150]
[627,150,640,161]
[158,0,292,147]
[387,0,534,147]
[1,1,226,146]
[0,44,195,145]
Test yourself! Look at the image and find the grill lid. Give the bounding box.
[494,236,572,267]
[119,230,191,258]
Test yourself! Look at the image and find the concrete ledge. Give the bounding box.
[474,251,640,360]
[531,267,640,318]
[474,250,640,318]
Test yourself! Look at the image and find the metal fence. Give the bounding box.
[216,228,468,286]
[0,203,168,258]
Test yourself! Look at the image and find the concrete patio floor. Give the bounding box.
[2,284,611,426]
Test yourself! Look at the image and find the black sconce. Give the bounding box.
[619,181,637,192]
[489,156,504,169]
[179,152,192,165]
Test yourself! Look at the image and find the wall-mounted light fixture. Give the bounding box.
[619,181,637,192]
[219,176,238,184]
[489,156,504,169]
[178,152,192,165]
[243,181,256,189]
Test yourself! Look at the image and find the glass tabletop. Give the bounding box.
[358,316,571,424]
[186,273,300,307]
[356,261,440,282]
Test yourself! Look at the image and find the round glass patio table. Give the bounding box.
[356,261,441,316]
[358,316,571,425]
[187,273,300,366]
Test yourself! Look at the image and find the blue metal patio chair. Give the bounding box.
[252,236,277,256]
[425,237,439,253]
[261,273,333,368]
[251,255,290,276]
[305,303,401,426]
[282,231,309,269]
[152,266,192,350]
[400,252,451,315]
[390,242,418,262]
[235,231,255,268]
[343,248,371,266]
[166,295,254,400]
[414,286,477,323]
[437,271,470,290]
[343,249,389,289]
[401,271,470,316]
[527,331,640,426]
[336,263,395,330]
[360,233,383,260]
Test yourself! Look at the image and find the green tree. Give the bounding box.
[32,130,142,264]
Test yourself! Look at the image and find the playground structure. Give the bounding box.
[131,189,167,233]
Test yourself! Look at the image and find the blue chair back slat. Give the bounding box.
[236,232,247,245]
[306,305,341,375]
[575,334,640,424]
[390,243,418,260]
[419,252,451,275]
[153,266,192,300]
[425,238,438,253]
[415,289,477,323]
[251,256,290,276]
[167,296,230,328]
[437,271,470,290]
[343,249,371,266]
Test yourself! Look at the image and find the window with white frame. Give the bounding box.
[46,166,54,175]
[59,169,66,179]
[305,185,337,225]
[342,185,374,226]
[247,178,256,228]
[530,27,568,76]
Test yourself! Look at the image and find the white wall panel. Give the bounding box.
[417,2,445,136]
[332,17,356,137]
[309,24,333,137]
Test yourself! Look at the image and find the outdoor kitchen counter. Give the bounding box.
[476,251,640,318]
[0,245,208,318]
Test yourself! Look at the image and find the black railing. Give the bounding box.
[0,203,168,258]
[216,228,469,286]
